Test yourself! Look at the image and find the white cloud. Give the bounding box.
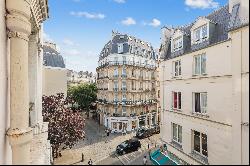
[142,19,161,28]
[64,49,81,56]
[70,11,106,19]
[121,17,136,26]
[43,32,53,42]
[149,19,161,27]
[113,0,126,3]
[63,39,75,46]
[185,0,219,9]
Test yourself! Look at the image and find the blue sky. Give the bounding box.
[43,0,228,73]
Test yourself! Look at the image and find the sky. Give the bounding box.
[43,0,228,73]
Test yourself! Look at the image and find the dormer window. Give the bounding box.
[193,24,208,44]
[172,36,183,52]
[118,43,124,54]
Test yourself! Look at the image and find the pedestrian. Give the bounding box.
[148,143,150,149]
[88,159,93,165]
[143,156,147,165]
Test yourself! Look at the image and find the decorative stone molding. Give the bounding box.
[6,128,33,146]
[7,30,29,41]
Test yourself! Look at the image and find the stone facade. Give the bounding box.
[159,0,249,165]
[42,42,68,97]
[96,32,160,133]
[0,0,51,164]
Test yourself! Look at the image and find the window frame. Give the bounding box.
[172,91,182,110]
[172,36,183,52]
[172,123,182,145]
[172,60,182,77]
[118,43,124,54]
[193,92,208,114]
[193,24,209,44]
[192,130,208,158]
[193,54,207,76]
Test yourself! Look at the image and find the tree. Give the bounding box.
[42,93,85,159]
[68,83,97,114]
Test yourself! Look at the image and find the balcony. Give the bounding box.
[121,87,127,91]
[113,75,119,79]
[97,61,157,70]
[121,74,127,78]
[113,88,119,92]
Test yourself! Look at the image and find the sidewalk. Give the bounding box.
[53,118,136,165]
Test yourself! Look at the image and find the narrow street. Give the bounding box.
[53,115,160,165]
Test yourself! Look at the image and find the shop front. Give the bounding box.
[104,116,139,133]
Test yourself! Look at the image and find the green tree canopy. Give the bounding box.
[68,83,97,111]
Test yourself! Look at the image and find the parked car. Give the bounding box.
[152,125,160,134]
[116,138,141,155]
[136,127,154,139]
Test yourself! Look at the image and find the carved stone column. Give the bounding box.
[6,0,33,164]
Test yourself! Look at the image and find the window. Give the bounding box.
[122,56,126,64]
[122,107,126,116]
[172,37,183,52]
[194,54,206,75]
[122,67,126,76]
[193,92,207,114]
[132,81,136,90]
[193,130,208,157]
[114,93,118,101]
[122,81,126,89]
[114,80,118,90]
[172,123,182,144]
[122,94,126,101]
[172,92,181,110]
[114,68,118,77]
[193,24,208,43]
[173,60,181,77]
[118,43,124,54]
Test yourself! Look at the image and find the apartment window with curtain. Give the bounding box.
[193,130,208,157]
[194,54,206,75]
[193,92,207,114]
[172,92,182,110]
[173,60,181,77]
[172,123,182,145]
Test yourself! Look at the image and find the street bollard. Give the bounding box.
[82,153,84,162]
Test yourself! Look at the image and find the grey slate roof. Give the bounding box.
[163,4,233,60]
[99,32,156,61]
[43,45,66,68]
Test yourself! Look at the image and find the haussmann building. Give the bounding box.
[96,31,160,133]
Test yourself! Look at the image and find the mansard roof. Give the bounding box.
[43,45,66,68]
[162,4,231,60]
[99,32,156,61]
